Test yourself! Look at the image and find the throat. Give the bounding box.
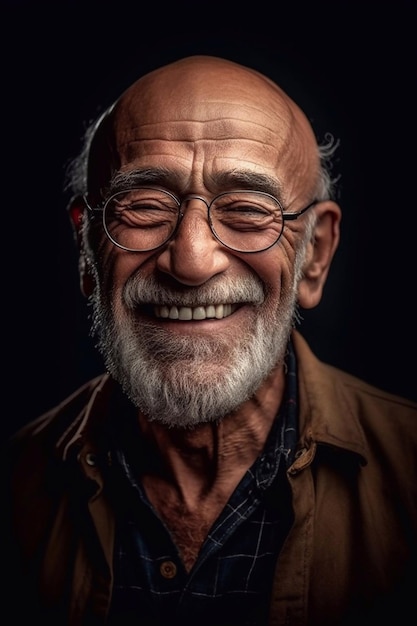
[143,478,231,572]
[140,430,262,572]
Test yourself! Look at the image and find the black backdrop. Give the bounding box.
[3,1,416,439]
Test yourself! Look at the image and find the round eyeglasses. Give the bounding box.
[85,187,317,254]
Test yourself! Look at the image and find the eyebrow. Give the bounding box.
[108,167,283,200]
[108,168,181,193]
[213,170,283,199]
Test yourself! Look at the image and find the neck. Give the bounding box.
[132,364,286,572]
[136,363,286,505]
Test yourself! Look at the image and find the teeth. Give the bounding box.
[154,303,235,320]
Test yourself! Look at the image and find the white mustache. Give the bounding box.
[124,274,265,309]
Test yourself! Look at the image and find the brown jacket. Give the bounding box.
[4,330,417,625]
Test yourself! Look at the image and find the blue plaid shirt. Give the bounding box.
[107,342,298,626]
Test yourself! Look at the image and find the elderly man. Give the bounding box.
[4,55,417,626]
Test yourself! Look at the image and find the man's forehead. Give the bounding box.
[119,96,284,124]
[111,105,290,149]
[109,76,295,156]
[87,56,319,194]
[106,55,316,152]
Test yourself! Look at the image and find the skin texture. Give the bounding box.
[71,55,341,570]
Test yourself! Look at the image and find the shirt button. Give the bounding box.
[85,452,97,466]
[160,560,177,579]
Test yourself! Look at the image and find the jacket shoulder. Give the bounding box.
[4,374,110,457]
[292,329,417,464]
[293,329,417,416]
[327,361,417,414]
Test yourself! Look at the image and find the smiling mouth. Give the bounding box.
[153,303,238,320]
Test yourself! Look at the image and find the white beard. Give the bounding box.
[89,250,307,429]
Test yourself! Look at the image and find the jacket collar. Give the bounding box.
[292,330,368,464]
[55,374,116,462]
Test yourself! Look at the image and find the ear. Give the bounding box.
[297,200,341,309]
[68,197,95,298]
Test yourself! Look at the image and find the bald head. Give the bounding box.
[114,55,310,132]
[85,55,323,207]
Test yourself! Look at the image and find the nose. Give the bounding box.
[155,197,231,286]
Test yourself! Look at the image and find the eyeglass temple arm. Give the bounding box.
[282,200,318,221]
[82,194,104,214]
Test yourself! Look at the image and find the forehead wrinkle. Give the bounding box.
[114,96,285,124]
[116,136,283,181]
[118,136,279,161]
[116,135,283,183]
[113,115,289,146]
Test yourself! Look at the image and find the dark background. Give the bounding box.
[3,1,416,439]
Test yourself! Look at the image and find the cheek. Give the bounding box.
[248,239,298,302]
[93,236,151,301]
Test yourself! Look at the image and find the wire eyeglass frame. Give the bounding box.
[84,187,318,254]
